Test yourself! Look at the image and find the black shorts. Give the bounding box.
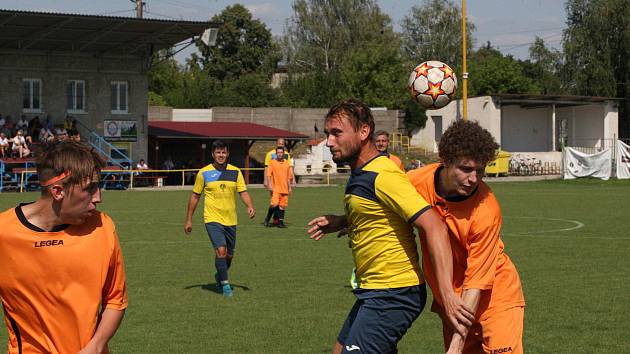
[204,222,236,254]
[337,284,427,354]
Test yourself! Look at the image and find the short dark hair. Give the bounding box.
[211,140,229,153]
[276,146,285,152]
[325,99,375,139]
[37,141,105,189]
[438,120,499,165]
[375,130,389,138]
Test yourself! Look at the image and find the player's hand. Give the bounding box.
[184,221,193,235]
[442,294,475,336]
[307,215,345,240]
[77,342,107,354]
[247,207,256,219]
[445,333,465,354]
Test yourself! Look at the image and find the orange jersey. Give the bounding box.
[267,159,293,194]
[387,153,404,171]
[407,164,524,319]
[0,205,128,354]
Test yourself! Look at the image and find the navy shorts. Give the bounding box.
[337,284,427,354]
[204,222,236,254]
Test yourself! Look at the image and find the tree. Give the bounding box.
[522,37,564,95]
[197,4,280,81]
[400,0,475,71]
[284,0,398,73]
[468,43,539,96]
[562,0,629,136]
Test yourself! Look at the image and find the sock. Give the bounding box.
[278,209,285,224]
[215,257,228,284]
[226,255,233,269]
[265,206,275,222]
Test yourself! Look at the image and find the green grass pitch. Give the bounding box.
[1,179,629,353]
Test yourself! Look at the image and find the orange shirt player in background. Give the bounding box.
[0,141,128,354]
[264,146,293,228]
[374,130,404,170]
[407,120,525,354]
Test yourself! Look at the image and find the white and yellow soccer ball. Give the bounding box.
[408,60,458,110]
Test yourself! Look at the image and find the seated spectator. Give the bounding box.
[39,127,54,142]
[54,128,69,142]
[0,132,9,158]
[136,159,149,173]
[2,115,15,136]
[12,130,30,158]
[162,156,175,170]
[44,115,54,131]
[68,129,81,142]
[64,116,77,131]
[29,116,42,141]
[16,115,29,131]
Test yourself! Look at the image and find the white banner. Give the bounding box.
[564,147,611,180]
[616,140,630,179]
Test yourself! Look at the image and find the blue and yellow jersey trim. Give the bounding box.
[344,154,430,289]
[193,164,246,226]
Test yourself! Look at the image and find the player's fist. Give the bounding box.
[247,207,256,219]
[184,221,193,234]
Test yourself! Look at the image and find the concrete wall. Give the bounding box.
[556,104,618,149]
[502,105,552,152]
[149,106,403,137]
[411,96,501,152]
[0,50,149,161]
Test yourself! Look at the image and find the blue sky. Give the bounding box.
[1,0,567,60]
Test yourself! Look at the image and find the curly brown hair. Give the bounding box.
[438,120,499,165]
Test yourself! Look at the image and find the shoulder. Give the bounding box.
[227,164,242,173]
[407,163,439,185]
[471,183,501,221]
[198,164,214,172]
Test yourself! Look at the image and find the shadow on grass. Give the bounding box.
[184,283,252,294]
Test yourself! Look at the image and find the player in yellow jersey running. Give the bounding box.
[307,99,474,354]
[184,140,255,297]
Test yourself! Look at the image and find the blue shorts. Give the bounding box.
[338,284,427,354]
[204,222,236,254]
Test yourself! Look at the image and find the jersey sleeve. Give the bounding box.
[264,150,272,167]
[463,197,502,290]
[375,170,430,223]
[102,221,128,310]
[236,169,247,192]
[192,170,205,194]
[266,161,274,177]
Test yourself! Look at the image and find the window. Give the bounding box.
[67,80,86,112]
[110,81,128,114]
[23,79,42,112]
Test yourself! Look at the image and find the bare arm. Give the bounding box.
[446,289,481,354]
[307,215,348,240]
[239,191,256,219]
[78,308,125,354]
[415,209,475,335]
[263,167,270,189]
[184,193,201,234]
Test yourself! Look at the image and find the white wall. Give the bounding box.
[410,96,501,152]
[171,109,213,122]
[501,106,552,152]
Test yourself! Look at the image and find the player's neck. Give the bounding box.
[213,162,227,170]
[437,167,458,198]
[20,199,65,231]
[351,143,380,169]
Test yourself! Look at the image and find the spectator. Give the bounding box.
[136,159,149,172]
[54,128,69,142]
[0,114,5,129]
[17,115,29,131]
[162,156,175,170]
[39,126,54,142]
[12,129,30,158]
[44,115,54,130]
[2,115,15,136]
[69,129,81,142]
[29,116,42,141]
[0,132,9,158]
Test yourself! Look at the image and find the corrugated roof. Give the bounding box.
[148,121,309,140]
[0,9,214,55]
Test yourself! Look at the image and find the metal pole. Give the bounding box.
[461,0,468,121]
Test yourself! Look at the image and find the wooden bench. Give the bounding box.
[132,174,168,187]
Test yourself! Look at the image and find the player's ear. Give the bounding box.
[359,123,371,142]
[49,184,65,201]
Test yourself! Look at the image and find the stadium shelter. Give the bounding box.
[148,121,308,183]
[0,9,216,166]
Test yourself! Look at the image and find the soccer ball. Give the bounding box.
[408,60,458,110]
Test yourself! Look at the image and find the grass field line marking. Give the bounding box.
[503,216,585,235]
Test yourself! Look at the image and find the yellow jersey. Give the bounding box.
[193,163,247,226]
[344,154,430,289]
